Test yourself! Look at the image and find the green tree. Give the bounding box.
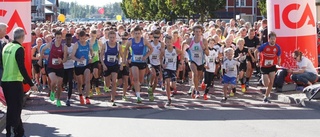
[258,0,267,18]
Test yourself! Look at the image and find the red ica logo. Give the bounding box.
[274,3,315,29]
[0,9,27,34]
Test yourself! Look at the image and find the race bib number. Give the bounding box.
[134,55,143,61]
[228,67,235,71]
[209,57,214,63]
[52,58,59,65]
[193,53,200,58]
[151,55,158,60]
[77,59,87,66]
[167,58,174,63]
[264,60,274,66]
[107,55,116,62]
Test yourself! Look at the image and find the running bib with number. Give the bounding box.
[107,55,116,62]
[209,57,214,63]
[193,53,200,58]
[134,55,143,61]
[52,58,59,65]
[264,60,274,66]
[228,67,235,71]
[167,58,174,63]
[151,55,159,60]
[77,59,87,66]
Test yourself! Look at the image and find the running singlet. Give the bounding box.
[74,41,90,67]
[63,44,75,69]
[149,41,161,66]
[104,41,119,66]
[90,39,99,63]
[187,37,204,66]
[258,42,281,68]
[131,38,147,63]
[47,43,64,69]
[164,47,178,71]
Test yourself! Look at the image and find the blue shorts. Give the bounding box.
[222,75,237,85]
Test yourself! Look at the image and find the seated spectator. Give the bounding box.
[288,50,318,86]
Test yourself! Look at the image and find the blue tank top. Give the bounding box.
[40,44,51,65]
[131,38,147,63]
[74,41,90,67]
[104,41,119,66]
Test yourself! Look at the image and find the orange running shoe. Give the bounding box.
[85,98,91,104]
[201,82,206,90]
[203,94,208,100]
[241,84,246,93]
[79,95,85,105]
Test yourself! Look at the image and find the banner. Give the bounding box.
[267,0,318,68]
[0,0,32,92]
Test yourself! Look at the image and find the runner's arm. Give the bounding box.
[143,40,153,59]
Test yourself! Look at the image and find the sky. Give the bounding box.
[60,0,122,7]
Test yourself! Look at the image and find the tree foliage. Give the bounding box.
[258,0,267,18]
[121,0,225,22]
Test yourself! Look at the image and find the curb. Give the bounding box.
[270,92,320,109]
[0,92,31,131]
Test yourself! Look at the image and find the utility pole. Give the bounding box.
[233,0,237,19]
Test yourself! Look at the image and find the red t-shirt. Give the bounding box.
[258,42,281,67]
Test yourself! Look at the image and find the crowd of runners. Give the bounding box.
[26,18,281,107]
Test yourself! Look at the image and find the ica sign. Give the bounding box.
[269,0,316,37]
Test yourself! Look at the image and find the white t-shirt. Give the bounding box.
[297,56,317,75]
[223,59,240,77]
[205,49,218,73]
[63,44,75,69]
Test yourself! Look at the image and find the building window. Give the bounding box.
[236,0,246,6]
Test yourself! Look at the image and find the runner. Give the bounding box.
[118,32,131,101]
[63,33,75,106]
[38,34,53,93]
[88,29,102,96]
[100,30,120,106]
[244,28,260,87]
[147,29,165,101]
[71,30,92,105]
[40,31,67,107]
[123,26,153,103]
[161,35,184,106]
[31,37,43,90]
[221,48,240,102]
[184,25,209,98]
[234,38,249,93]
[258,32,281,103]
[203,37,219,100]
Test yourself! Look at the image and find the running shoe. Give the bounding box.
[165,99,171,106]
[111,100,116,106]
[56,99,61,107]
[203,94,208,100]
[195,91,200,98]
[263,97,271,103]
[66,99,71,106]
[161,85,165,91]
[79,95,85,105]
[122,96,128,101]
[148,88,154,101]
[89,89,93,97]
[229,92,234,97]
[50,91,55,101]
[220,97,227,102]
[188,86,194,95]
[201,82,206,90]
[241,84,246,93]
[104,86,111,92]
[95,87,101,95]
[147,87,152,92]
[137,97,142,103]
[85,98,91,104]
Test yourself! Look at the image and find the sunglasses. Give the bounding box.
[122,38,128,40]
[153,36,160,39]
